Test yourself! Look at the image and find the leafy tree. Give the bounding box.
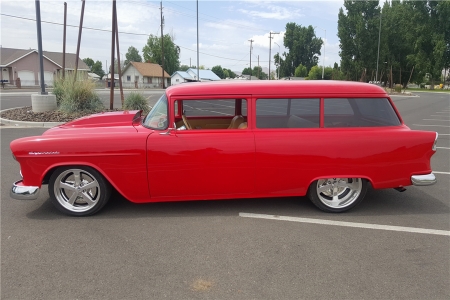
[211,65,224,79]
[223,68,236,78]
[338,1,381,82]
[307,66,333,80]
[223,69,230,78]
[124,46,142,65]
[142,34,180,76]
[109,59,125,74]
[242,67,252,76]
[179,65,190,71]
[282,23,323,77]
[253,66,268,80]
[83,58,95,70]
[294,64,308,77]
[91,61,105,79]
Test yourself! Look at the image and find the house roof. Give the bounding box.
[171,71,194,80]
[124,62,170,78]
[0,47,89,70]
[187,68,221,81]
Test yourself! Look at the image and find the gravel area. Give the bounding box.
[0,107,120,123]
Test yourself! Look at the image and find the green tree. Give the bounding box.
[83,58,95,70]
[179,65,190,71]
[223,68,236,78]
[338,1,381,81]
[91,61,105,79]
[307,66,333,80]
[282,23,323,77]
[142,34,180,76]
[253,66,268,80]
[211,65,224,79]
[405,1,446,87]
[124,46,142,65]
[109,59,124,74]
[294,64,308,77]
[242,67,252,76]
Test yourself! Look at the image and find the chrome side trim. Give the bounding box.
[10,180,40,200]
[411,173,437,186]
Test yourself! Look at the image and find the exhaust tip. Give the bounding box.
[394,187,406,192]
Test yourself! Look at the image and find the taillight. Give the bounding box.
[432,132,438,151]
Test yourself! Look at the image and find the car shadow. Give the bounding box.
[26,185,449,220]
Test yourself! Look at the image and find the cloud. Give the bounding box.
[238,3,303,20]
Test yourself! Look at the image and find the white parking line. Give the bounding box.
[239,213,450,236]
[434,171,450,174]
[413,124,450,127]
[436,147,450,149]
[423,119,450,122]
[431,115,450,117]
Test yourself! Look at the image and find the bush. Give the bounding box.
[123,92,150,114]
[394,84,402,93]
[53,73,103,113]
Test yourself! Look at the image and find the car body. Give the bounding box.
[10,81,438,216]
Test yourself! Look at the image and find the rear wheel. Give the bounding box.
[49,166,111,216]
[308,178,367,213]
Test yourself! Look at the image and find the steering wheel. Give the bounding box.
[182,113,192,130]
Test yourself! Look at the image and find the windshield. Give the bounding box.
[143,93,168,129]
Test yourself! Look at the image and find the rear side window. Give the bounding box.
[182,99,247,117]
[324,98,400,127]
[256,98,320,128]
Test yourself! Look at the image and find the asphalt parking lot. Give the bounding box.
[1,91,449,299]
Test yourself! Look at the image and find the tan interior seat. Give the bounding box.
[228,115,244,129]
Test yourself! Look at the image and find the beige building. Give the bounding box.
[0,47,89,87]
[121,62,170,88]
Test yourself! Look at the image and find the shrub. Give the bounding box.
[123,92,150,114]
[54,73,104,113]
[394,84,402,93]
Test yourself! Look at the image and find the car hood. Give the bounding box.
[42,110,143,136]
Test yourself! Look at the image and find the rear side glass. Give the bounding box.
[256,99,320,128]
[324,98,401,127]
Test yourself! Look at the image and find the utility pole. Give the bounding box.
[376,12,382,82]
[196,0,199,81]
[160,1,165,88]
[35,0,46,94]
[268,32,279,80]
[115,10,124,105]
[74,0,85,81]
[62,2,66,79]
[258,55,260,79]
[109,0,116,109]
[248,39,253,80]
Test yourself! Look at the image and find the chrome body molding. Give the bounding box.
[10,180,40,200]
[411,173,437,186]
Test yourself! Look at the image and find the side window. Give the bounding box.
[126,75,131,82]
[175,99,247,130]
[256,99,320,128]
[324,98,401,127]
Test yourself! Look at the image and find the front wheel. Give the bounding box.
[308,178,368,213]
[49,166,111,216]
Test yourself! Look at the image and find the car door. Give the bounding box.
[146,96,255,200]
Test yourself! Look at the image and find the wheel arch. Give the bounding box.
[307,175,373,191]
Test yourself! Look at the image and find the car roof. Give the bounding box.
[165,80,389,98]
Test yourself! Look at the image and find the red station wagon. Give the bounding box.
[10,81,438,216]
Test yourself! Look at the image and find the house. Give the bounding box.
[171,68,221,85]
[0,47,89,87]
[121,62,169,88]
[88,72,100,81]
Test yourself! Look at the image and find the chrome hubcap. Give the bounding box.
[54,169,100,213]
[316,178,362,209]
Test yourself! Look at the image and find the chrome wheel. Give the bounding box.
[49,166,111,216]
[308,178,367,212]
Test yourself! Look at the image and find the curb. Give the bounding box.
[0,107,64,128]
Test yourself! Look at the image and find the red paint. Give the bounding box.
[10,81,436,204]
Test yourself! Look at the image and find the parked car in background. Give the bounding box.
[10,81,438,216]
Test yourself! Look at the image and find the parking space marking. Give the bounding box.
[434,171,450,174]
[423,119,450,122]
[239,213,450,236]
[431,115,450,117]
[436,147,450,149]
[413,124,450,127]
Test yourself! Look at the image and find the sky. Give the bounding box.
[0,0,344,75]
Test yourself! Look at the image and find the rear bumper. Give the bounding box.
[10,180,40,200]
[411,173,437,186]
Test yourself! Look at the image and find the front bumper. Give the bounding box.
[411,173,437,186]
[10,180,40,200]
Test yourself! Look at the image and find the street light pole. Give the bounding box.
[274,42,280,79]
[268,32,279,80]
[314,26,326,80]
